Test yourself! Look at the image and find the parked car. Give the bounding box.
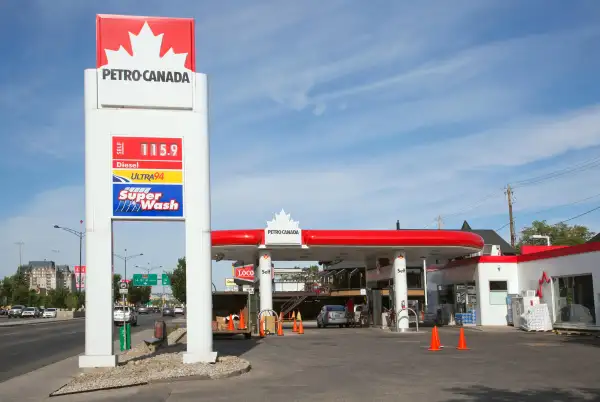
[43,308,58,318]
[21,307,41,318]
[137,306,149,314]
[0,308,7,315]
[8,305,25,318]
[162,307,175,317]
[113,306,138,326]
[317,305,349,328]
[174,305,185,315]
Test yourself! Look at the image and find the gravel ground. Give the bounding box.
[51,328,250,396]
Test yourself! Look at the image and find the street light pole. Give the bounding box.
[14,241,24,274]
[54,221,85,293]
[113,249,144,281]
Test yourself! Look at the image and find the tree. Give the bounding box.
[170,257,186,304]
[127,282,152,305]
[46,288,69,308]
[113,274,122,302]
[517,220,596,252]
[65,293,79,310]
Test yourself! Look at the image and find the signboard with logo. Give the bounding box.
[264,209,302,246]
[96,16,195,109]
[84,13,214,367]
[233,264,274,282]
[74,265,86,290]
[112,136,184,218]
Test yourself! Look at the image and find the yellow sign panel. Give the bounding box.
[112,169,183,184]
[225,278,236,287]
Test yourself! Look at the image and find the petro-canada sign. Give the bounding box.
[96,15,195,109]
[264,210,302,246]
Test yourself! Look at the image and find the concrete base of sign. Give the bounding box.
[183,351,218,364]
[78,354,117,368]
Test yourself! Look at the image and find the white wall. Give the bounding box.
[477,262,518,326]
[518,250,600,325]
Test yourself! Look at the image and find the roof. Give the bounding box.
[587,233,600,243]
[460,221,516,255]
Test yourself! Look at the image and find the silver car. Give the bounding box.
[317,305,349,328]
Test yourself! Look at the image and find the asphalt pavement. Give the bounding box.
[0,313,173,383]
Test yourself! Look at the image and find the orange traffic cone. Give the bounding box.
[292,314,298,333]
[298,319,304,335]
[259,318,265,338]
[428,326,441,351]
[433,326,443,348]
[227,314,235,331]
[277,320,284,336]
[457,327,469,350]
[238,311,246,330]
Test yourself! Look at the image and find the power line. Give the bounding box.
[427,156,600,229]
[495,191,600,231]
[555,205,600,225]
[511,156,600,189]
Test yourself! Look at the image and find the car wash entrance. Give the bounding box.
[212,210,484,333]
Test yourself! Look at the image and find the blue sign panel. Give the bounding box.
[113,184,183,218]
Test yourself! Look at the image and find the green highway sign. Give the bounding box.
[132,274,158,286]
[161,273,171,286]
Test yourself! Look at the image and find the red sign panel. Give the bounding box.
[234,265,254,282]
[96,15,196,72]
[112,137,182,162]
[233,264,275,281]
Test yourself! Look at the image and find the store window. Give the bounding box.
[556,275,595,324]
[489,281,508,305]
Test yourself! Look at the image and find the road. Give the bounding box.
[0,314,173,383]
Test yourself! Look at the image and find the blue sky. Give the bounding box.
[1,1,600,289]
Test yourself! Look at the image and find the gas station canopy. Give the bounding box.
[212,229,484,264]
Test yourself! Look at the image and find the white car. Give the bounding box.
[43,308,58,318]
[113,306,138,326]
[21,307,41,318]
[174,306,185,315]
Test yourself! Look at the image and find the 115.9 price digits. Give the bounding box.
[140,142,178,157]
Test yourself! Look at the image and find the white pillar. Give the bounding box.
[79,70,116,368]
[259,251,273,313]
[393,251,409,332]
[183,74,217,364]
[422,258,428,314]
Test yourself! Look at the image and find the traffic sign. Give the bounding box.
[119,288,128,295]
[161,273,171,286]
[132,273,158,286]
[119,282,128,290]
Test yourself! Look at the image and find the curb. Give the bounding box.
[49,381,149,397]
[0,317,85,328]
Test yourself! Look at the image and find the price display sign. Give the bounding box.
[112,136,184,218]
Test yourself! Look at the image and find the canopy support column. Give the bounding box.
[259,251,273,312]
[422,257,428,314]
[393,251,409,332]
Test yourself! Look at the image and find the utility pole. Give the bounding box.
[15,241,24,272]
[436,215,443,230]
[506,184,516,248]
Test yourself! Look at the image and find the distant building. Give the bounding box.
[26,261,75,294]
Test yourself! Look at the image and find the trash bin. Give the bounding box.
[154,320,166,341]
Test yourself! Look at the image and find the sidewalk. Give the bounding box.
[0,327,155,401]
[0,317,84,327]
